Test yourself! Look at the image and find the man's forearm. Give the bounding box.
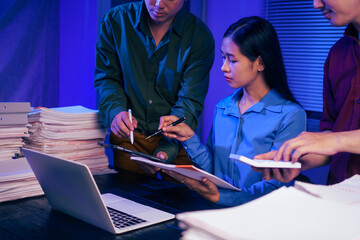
[300,154,331,171]
[336,130,360,154]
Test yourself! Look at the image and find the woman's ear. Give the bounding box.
[256,56,265,72]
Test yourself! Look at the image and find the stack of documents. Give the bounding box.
[177,175,360,240]
[0,102,31,161]
[24,106,109,171]
[293,175,360,205]
[0,158,43,203]
[0,102,40,203]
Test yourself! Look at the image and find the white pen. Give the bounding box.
[128,109,134,145]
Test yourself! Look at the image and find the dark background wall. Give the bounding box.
[0,0,263,137]
[0,0,59,107]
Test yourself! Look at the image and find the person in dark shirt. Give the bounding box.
[253,0,360,184]
[94,0,215,175]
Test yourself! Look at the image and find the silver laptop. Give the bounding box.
[22,148,174,234]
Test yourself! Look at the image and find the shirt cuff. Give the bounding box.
[108,106,126,129]
[182,134,203,159]
[217,188,238,206]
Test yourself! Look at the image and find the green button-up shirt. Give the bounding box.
[94,1,215,162]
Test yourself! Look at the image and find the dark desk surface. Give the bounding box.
[0,169,226,240]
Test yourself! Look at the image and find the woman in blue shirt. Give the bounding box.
[160,16,306,206]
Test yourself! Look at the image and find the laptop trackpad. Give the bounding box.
[102,193,152,215]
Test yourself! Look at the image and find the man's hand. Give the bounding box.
[159,115,194,142]
[253,149,330,183]
[274,131,339,162]
[162,170,220,203]
[110,111,138,138]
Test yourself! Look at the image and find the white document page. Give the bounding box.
[177,187,360,240]
[295,174,360,206]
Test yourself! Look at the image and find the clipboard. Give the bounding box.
[97,142,162,162]
[97,142,241,191]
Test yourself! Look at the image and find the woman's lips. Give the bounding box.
[322,9,332,19]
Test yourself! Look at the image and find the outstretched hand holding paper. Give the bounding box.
[230,154,301,168]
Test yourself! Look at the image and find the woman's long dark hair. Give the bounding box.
[224,16,298,104]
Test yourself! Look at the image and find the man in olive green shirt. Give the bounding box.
[94,0,214,174]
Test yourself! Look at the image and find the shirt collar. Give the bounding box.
[134,1,148,33]
[220,88,285,116]
[344,24,359,41]
[133,1,190,38]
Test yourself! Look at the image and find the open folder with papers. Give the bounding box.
[98,142,241,191]
[130,156,241,191]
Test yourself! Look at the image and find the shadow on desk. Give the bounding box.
[0,169,226,240]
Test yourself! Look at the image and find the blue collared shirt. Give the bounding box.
[183,89,306,206]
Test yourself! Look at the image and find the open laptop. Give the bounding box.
[22,148,174,234]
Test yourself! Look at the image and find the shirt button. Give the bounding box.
[149,100,152,104]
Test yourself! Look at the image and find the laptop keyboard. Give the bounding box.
[107,207,147,229]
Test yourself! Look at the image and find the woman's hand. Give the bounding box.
[159,115,194,142]
[252,151,300,182]
[162,170,220,203]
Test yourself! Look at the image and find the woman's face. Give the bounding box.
[313,0,360,27]
[220,37,263,89]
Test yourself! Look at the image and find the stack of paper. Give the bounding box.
[0,158,44,203]
[0,102,31,161]
[294,175,360,206]
[177,175,360,240]
[24,106,109,171]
